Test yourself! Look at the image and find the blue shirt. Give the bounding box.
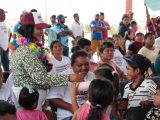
[12,22,21,33]
[90,20,104,40]
[45,26,56,47]
[54,23,69,47]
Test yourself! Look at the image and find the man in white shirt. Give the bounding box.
[0,9,11,71]
[71,13,84,46]
[47,51,93,120]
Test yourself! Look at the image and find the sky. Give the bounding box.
[0,0,160,27]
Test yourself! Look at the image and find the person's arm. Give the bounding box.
[50,98,73,113]
[21,48,82,88]
[145,3,151,23]
[70,82,79,112]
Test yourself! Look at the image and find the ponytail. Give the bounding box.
[87,105,103,120]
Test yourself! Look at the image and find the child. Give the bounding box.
[0,100,16,120]
[72,38,98,72]
[124,30,134,52]
[49,40,71,74]
[130,20,138,36]
[17,87,48,120]
[71,64,122,120]
[72,79,113,120]
[138,32,159,63]
[120,54,157,119]
[99,41,125,80]
[145,85,160,119]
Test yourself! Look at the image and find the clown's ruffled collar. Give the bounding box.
[10,32,51,71]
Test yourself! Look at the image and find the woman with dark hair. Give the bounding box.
[9,12,82,110]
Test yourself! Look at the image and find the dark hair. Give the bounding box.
[71,50,88,66]
[73,13,78,18]
[18,24,34,40]
[100,12,104,16]
[94,63,119,96]
[71,45,81,53]
[124,29,133,40]
[87,79,113,120]
[107,37,114,42]
[77,38,91,48]
[50,40,62,51]
[130,20,137,26]
[19,87,39,110]
[112,34,121,39]
[99,41,114,53]
[30,9,38,12]
[0,100,16,116]
[144,32,153,39]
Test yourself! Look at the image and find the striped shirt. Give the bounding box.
[123,79,157,108]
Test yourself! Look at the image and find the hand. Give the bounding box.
[140,100,150,107]
[69,73,84,82]
[70,82,79,96]
[118,99,128,110]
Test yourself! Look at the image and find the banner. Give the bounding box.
[145,0,160,11]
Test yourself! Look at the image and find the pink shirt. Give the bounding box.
[78,105,110,120]
[17,109,48,120]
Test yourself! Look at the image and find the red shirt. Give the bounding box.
[128,41,143,55]
[103,21,110,40]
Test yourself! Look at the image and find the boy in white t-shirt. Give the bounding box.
[47,51,93,120]
[48,40,71,74]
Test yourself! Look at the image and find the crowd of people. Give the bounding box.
[0,2,160,120]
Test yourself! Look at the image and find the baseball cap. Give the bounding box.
[125,54,151,74]
[0,8,8,14]
[21,12,51,29]
[135,30,144,36]
[56,14,67,20]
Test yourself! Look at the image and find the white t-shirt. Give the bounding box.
[113,49,127,75]
[0,22,10,51]
[123,79,157,108]
[6,73,14,88]
[125,40,133,52]
[49,55,71,74]
[0,83,13,103]
[71,22,83,38]
[47,69,94,120]
[138,46,159,63]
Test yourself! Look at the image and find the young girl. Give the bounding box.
[72,79,114,120]
[145,85,160,120]
[124,30,134,52]
[17,86,48,120]
[71,63,122,120]
[48,40,71,74]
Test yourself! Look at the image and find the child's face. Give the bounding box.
[126,64,139,80]
[113,37,120,47]
[83,45,92,59]
[52,42,63,55]
[145,34,155,47]
[153,89,160,106]
[101,47,114,61]
[122,18,130,26]
[128,32,134,40]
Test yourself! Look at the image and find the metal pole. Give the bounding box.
[126,0,133,13]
